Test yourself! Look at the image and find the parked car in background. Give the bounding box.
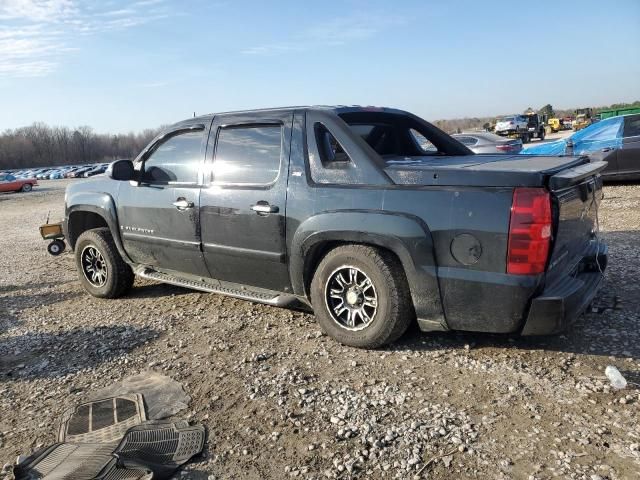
[66,167,93,178]
[522,114,640,180]
[453,132,523,154]
[35,170,51,180]
[49,169,70,179]
[0,173,38,192]
[83,164,109,177]
[495,115,528,134]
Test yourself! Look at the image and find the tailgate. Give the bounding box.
[546,161,607,281]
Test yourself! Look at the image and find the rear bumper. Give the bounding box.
[521,242,608,335]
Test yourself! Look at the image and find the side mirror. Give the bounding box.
[108,160,134,181]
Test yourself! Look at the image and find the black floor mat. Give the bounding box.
[58,395,147,444]
[13,395,205,480]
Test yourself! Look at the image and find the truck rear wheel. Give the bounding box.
[310,245,413,348]
[74,227,134,298]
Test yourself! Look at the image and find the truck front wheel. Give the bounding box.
[74,227,134,298]
[310,245,413,348]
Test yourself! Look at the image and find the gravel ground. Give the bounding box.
[0,179,639,479]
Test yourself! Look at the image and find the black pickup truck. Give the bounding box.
[64,106,608,348]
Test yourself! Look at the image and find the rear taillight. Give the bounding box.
[507,188,552,275]
[496,144,516,152]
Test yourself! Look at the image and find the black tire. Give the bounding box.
[310,245,413,348]
[539,128,545,141]
[75,227,134,298]
[47,239,65,256]
[21,183,33,192]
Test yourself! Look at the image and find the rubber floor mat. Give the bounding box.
[115,421,206,465]
[58,395,146,444]
[13,392,205,480]
[13,443,116,480]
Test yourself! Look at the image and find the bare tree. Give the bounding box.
[0,122,161,170]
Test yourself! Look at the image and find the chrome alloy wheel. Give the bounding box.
[81,245,108,287]
[324,266,378,331]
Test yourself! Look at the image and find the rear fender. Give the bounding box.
[290,211,445,329]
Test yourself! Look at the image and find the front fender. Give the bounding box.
[290,211,445,329]
[65,190,131,263]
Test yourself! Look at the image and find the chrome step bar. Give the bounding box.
[136,267,301,308]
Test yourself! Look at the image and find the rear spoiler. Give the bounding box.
[548,160,608,190]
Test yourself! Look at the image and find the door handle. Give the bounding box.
[172,198,194,210]
[251,202,279,215]
[601,147,612,153]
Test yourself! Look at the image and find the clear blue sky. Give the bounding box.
[1,0,638,133]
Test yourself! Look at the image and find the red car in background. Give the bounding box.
[0,173,38,193]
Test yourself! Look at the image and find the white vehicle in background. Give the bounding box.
[495,115,531,143]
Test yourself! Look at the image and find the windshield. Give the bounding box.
[499,117,515,122]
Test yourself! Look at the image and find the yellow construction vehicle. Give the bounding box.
[573,108,593,131]
[547,118,563,133]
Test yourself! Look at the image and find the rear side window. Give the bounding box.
[315,123,351,165]
[410,129,438,153]
[213,125,282,185]
[623,115,640,138]
[142,130,202,185]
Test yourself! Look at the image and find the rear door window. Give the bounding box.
[213,125,282,185]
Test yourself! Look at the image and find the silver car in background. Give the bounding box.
[453,132,523,154]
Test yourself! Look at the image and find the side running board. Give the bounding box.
[136,268,303,308]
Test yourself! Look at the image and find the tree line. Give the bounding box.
[0,123,162,170]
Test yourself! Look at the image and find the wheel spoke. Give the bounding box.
[352,309,363,326]
[349,268,357,285]
[359,308,371,323]
[345,309,354,327]
[363,296,377,308]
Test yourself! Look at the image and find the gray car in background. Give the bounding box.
[453,132,523,154]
